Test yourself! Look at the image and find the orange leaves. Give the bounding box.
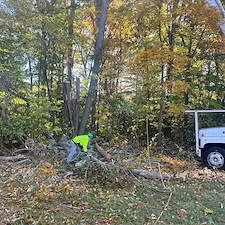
[184,0,220,30]
[132,43,193,78]
[161,155,189,173]
[35,188,55,202]
[134,43,174,66]
[172,80,189,94]
[165,80,190,94]
[176,167,225,181]
[214,35,225,54]
[167,103,186,116]
[37,162,56,175]
[56,182,73,194]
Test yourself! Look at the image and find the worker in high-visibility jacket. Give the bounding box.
[66,133,94,164]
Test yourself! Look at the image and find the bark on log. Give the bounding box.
[94,143,112,161]
[132,169,170,180]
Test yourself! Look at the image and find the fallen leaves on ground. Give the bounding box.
[1,148,225,224]
[176,167,225,181]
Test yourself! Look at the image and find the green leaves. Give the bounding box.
[0,0,225,147]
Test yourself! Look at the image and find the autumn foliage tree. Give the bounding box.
[0,0,225,152]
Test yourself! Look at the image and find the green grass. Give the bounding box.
[1,157,225,225]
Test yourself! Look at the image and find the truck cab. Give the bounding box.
[186,110,225,170]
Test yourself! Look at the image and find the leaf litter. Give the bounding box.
[0,146,225,224]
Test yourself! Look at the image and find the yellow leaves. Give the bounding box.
[176,168,225,181]
[162,155,188,172]
[168,103,186,116]
[173,80,189,94]
[0,91,6,98]
[138,147,154,159]
[204,208,214,215]
[108,213,116,221]
[110,0,124,9]
[197,185,202,192]
[165,80,190,95]
[37,162,56,175]
[134,42,174,66]
[34,186,54,202]
[56,182,73,193]
[166,80,189,115]
[162,156,187,167]
[133,43,193,78]
[106,194,113,199]
[11,98,27,105]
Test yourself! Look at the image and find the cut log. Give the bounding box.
[94,143,112,161]
[132,169,170,180]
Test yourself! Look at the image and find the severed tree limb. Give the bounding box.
[94,143,112,161]
[15,159,32,164]
[0,155,29,161]
[131,169,170,180]
[12,149,32,155]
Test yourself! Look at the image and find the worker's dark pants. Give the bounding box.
[66,141,84,163]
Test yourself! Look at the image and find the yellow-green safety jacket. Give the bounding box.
[72,135,89,151]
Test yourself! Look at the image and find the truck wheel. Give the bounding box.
[203,147,225,170]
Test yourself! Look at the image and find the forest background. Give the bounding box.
[1,1,225,224]
[1,0,225,154]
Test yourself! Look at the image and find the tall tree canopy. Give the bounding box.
[0,0,224,151]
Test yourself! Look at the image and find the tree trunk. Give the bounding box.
[28,57,33,91]
[78,0,109,134]
[69,78,81,136]
[91,87,98,131]
[67,0,75,85]
[75,77,81,135]
[63,81,74,128]
[157,65,165,148]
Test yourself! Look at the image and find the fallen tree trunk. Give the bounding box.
[132,169,170,180]
[94,143,112,161]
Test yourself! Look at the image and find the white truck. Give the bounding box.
[186,110,225,170]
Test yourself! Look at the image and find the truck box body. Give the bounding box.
[199,127,225,148]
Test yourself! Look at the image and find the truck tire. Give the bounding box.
[203,146,225,170]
